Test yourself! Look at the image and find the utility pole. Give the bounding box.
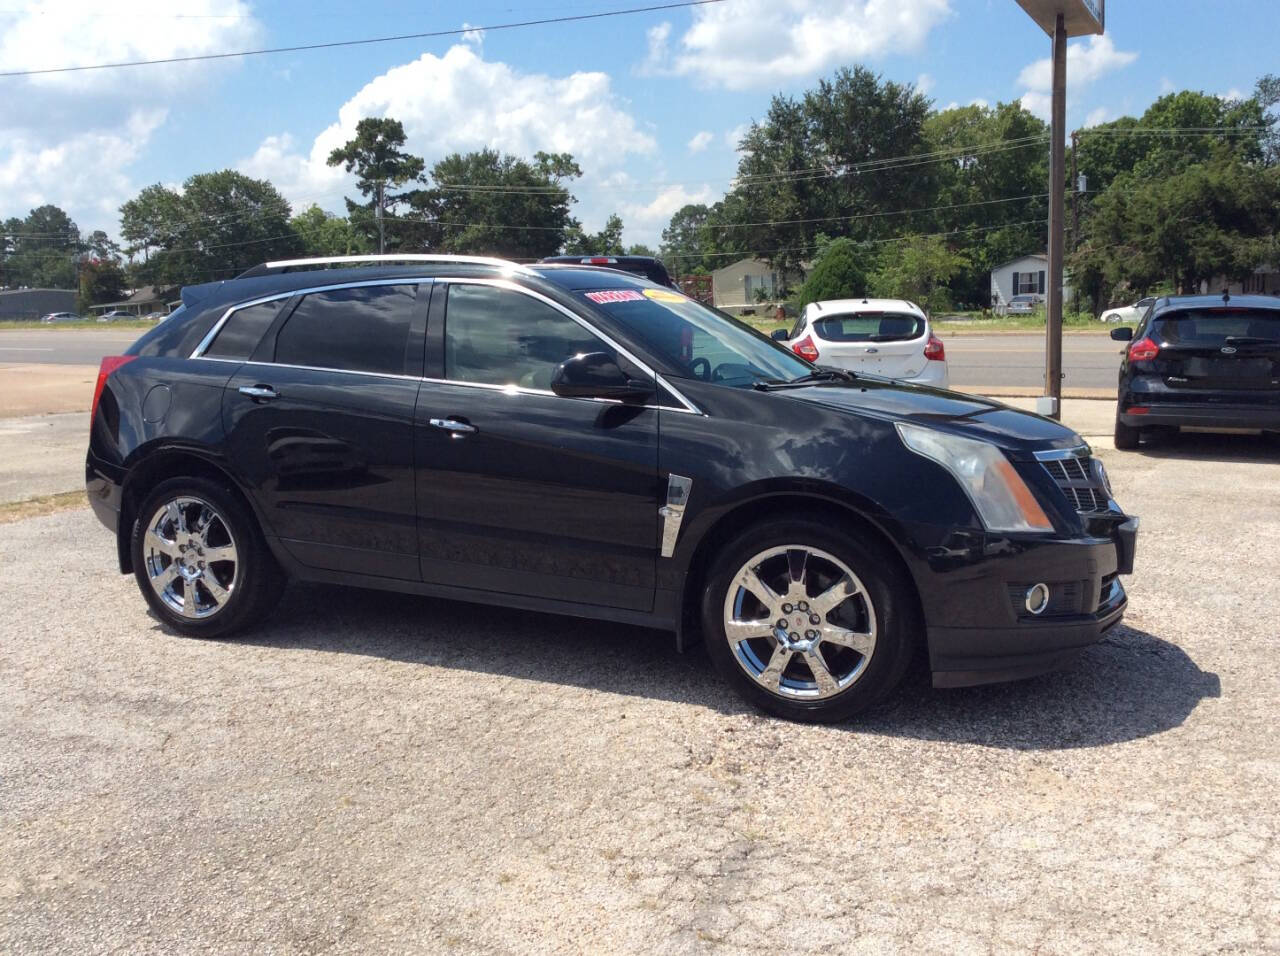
[1044,13,1067,420]
[1070,130,1079,251]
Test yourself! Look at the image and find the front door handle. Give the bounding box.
[238,385,279,402]
[429,417,478,438]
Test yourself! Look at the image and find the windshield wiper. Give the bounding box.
[787,368,856,385]
[1224,335,1280,346]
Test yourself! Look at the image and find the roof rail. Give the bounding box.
[245,254,530,276]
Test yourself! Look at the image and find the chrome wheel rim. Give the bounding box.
[143,496,239,620]
[722,545,876,700]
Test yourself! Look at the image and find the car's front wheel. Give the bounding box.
[701,517,917,722]
[130,476,283,638]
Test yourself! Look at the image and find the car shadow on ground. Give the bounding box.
[1132,430,1280,464]
[173,582,1220,752]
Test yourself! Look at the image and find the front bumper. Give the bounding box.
[924,517,1137,688]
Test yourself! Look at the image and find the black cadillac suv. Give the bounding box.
[1111,293,1280,448]
[86,255,1138,722]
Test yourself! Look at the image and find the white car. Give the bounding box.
[774,298,948,387]
[1100,296,1156,323]
[40,312,80,323]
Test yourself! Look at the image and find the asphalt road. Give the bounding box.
[1,327,1125,391]
[942,331,1124,391]
[2,434,1278,952]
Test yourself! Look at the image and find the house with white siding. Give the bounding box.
[990,254,1072,312]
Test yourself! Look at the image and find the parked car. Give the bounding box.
[1101,296,1156,324]
[539,254,676,289]
[40,312,80,323]
[773,298,948,388]
[1110,293,1280,449]
[86,254,1137,723]
[97,310,132,322]
[142,311,168,322]
[1007,294,1043,315]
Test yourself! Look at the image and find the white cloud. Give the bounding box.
[687,130,714,153]
[941,98,990,111]
[1218,88,1244,102]
[1084,106,1112,128]
[725,123,751,151]
[646,0,952,90]
[1017,35,1138,119]
[619,184,715,232]
[238,44,658,232]
[916,73,935,96]
[460,22,485,47]
[0,0,263,234]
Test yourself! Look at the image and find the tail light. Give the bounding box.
[924,333,946,361]
[1127,337,1159,362]
[792,335,819,362]
[91,355,136,424]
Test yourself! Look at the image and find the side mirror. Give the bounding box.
[770,329,789,342]
[1110,327,1133,341]
[551,352,653,402]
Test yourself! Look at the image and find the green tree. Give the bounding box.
[406,150,581,257]
[78,257,127,311]
[563,213,625,255]
[795,236,874,307]
[869,235,968,313]
[290,205,370,256]
[660,203,712,273]
[1,205,81,288]
[120,171,295,285]
[326,117,425,253]
[626,243,656,257]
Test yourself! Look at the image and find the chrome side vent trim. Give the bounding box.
[659,474,693,558]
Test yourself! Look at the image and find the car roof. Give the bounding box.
[805,298,925,316]
[1152,294,1280,313]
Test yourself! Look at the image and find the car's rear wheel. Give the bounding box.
[131,476,282,638]
[1114,413,1141,450]
[701,517,917,723]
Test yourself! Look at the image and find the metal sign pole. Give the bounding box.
[1044,13,1067,420]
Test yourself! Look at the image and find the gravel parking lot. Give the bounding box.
[2,434,1277,953]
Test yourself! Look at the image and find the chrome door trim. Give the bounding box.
[432,276,703,416]
[659,474,692,558]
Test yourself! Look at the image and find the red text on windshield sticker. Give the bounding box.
[585,290,645,304]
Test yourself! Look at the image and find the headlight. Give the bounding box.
[896,422,1054,533]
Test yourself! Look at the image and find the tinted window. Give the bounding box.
[274,284,416,375]
[813,312,924,342]
[205,299,284,359]
[446,284,613,390]
[1156,309,1280,346]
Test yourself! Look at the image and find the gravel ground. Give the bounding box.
[2,433,1277,954]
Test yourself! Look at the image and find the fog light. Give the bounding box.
[1025,583,1050,615]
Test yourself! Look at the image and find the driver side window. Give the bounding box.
[445,284,615,391]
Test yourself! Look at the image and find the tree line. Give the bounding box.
[3,71,1276,314]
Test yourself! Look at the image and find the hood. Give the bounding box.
[780,378,1083,456]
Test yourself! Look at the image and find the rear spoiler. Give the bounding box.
[179,281,225,310]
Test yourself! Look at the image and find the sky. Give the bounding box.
[0,0,1273,250]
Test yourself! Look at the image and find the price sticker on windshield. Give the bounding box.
[584,290,645,304]
[643,288,685,303]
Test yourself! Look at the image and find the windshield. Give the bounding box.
[579,287,812,387]
[813,312,924,342]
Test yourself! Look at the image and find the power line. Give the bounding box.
[0,1,726,77]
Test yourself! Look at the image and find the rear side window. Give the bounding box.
[812,312,924,342]
[204,299,284,359]
[445,283,612,390]
[274,284,417,375]
[1156,309,1280,346]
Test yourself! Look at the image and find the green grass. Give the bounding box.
[0,319,157,331]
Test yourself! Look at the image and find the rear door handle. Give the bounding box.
[238,385,279,402]
[429,417,478,437]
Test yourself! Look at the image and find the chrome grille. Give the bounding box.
[1038,450,1111,515]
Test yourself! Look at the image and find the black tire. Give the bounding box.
[1114,414,1141,450]
[700,516,918,723]
[130,476,283,638]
